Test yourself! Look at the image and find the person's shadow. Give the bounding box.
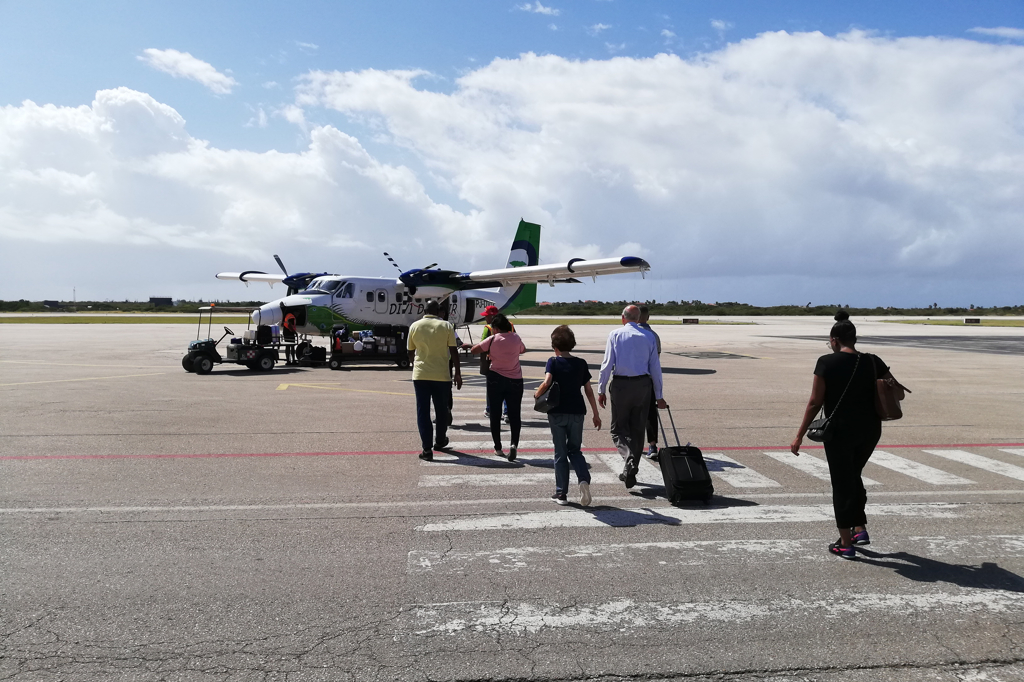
[854,549,1024,592]
[578,506,682,527]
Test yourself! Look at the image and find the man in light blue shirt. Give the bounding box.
[598,305,668,489]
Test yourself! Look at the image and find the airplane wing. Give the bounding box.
[460,256,650,286]
[216,271,287,284]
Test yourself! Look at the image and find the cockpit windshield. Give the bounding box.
[303,278,342,293]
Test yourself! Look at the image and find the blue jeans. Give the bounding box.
[548,413,590,495]
[413,380,452,451]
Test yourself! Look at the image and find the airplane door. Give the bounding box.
[374,289,388,314]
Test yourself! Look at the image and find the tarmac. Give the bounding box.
[1,317,1023,681]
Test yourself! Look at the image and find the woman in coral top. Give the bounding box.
[466,313,526,461]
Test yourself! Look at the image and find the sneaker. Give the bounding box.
[551,492,568,506]
[507,446,517,462]
[618,470,637,489]
[645,444,660,462]
[502,414,509,424]
[484,409,490,418]
[578,481,592,507]
[851,528,870,546]
[828,540,856,560]
[418,450,433,461]
[494,447,504,458]
[433,437,450,451]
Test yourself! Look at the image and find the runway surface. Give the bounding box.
[1,318,1022,681]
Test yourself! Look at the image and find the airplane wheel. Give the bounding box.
[193,355,214,374]
[258,354,275,371]
[182,354,195,372]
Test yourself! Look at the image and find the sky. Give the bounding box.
[1,1,1023,307]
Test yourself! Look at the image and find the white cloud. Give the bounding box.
[605,41,626,53]
[968,26,1024,40]
[262,81,280,89]
[661,29,676,39]
[296,41,320,54]
[245,106,268,128]
[4,31,1024,305]
[710,19,734,33]
[587,23,612,36]
[138,48,239,95]
[516,2,559,16]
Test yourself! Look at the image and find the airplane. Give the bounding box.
[215,220,650,336]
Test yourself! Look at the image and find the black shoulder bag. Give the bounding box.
[534,381,561,413]
[806,353,860,443]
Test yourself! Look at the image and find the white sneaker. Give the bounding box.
[578,481,592,507]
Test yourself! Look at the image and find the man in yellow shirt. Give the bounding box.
[408,300,463,460]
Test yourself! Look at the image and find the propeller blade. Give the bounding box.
[424,263,438,270]
[273,255,288,276]
[383,252,404,273]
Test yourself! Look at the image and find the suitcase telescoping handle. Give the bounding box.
[658,406,683,448]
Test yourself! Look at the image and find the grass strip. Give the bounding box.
[0,316,253,324]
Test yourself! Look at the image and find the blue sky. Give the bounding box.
[2,1,1023,304]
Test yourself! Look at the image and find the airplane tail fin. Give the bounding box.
[497,219,540,316]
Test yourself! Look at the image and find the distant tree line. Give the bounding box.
[0,300,265,313]
[3,298,1023,317]
[519,300,1024,317]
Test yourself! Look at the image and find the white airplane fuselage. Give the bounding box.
[251,275,493,335]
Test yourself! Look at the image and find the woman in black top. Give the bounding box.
[791,311,893,559]
[534,325,602,506]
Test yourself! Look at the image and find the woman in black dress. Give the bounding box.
[791,311,893,559]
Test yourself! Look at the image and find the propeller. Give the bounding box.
[383,252,404,274]
[273,255,288,276]
[423,263,438,270]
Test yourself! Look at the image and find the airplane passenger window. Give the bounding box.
[366,292,373,302]
[377,291,386,303]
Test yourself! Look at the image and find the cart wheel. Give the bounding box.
[257,354,275,371]
[397,357,411,369]
[193,355,213,374]
[329,357,342,370]
[182,354,195,372]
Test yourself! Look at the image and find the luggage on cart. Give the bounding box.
[658,407,714,505]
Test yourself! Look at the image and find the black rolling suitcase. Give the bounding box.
[658,407,714,505]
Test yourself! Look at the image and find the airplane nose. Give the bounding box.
[252,304,282,327]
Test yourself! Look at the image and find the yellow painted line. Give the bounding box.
[0,372,167,387]
[276,383,486,401]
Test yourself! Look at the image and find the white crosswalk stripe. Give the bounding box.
[1000,448,1024,458]
[435,440,556,451]
[408,534,1024,573]
[399,590,1024,635]
[867,450,974,485]
[923,449,1024,482]
[704,453,782,488]
[763,451,880,485]
[419,472,621,487]
[415,502,962,532]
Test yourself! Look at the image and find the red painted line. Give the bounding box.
[3,443,1024,462]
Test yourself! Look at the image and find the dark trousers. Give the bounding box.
[486,371,523,450]
[609,375,652,474]
[823,422,882,529]
[414,380,452,451]
[645,385,659,444]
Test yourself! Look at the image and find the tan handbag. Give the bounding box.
[872,354,911,421]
